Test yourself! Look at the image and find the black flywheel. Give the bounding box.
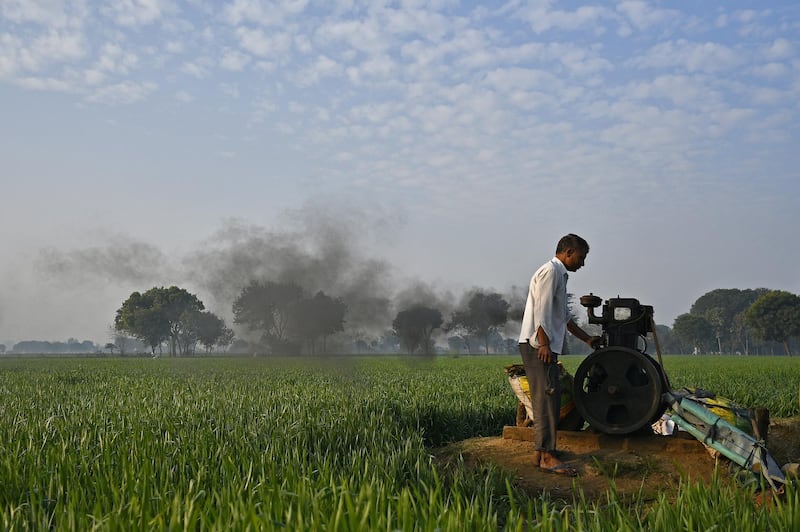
[572,347,667,435]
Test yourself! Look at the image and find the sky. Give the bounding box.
[1,0,799,346]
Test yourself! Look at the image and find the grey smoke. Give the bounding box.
[31,202,520,342]
[505,284,528,323]
[183,204,399,334]
[394,280,456,317]
[36,237,170,285]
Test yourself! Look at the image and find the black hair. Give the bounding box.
[556,233,589,254]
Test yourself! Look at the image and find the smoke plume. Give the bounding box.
[27,200,521,345]
[36,237,170,285]
[183,203,399,334]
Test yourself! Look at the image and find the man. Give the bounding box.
[518,233,600,476]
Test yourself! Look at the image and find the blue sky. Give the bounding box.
[1,0,799,345]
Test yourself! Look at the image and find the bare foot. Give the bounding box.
[539,451,578,476]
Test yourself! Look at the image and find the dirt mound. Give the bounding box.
[435,418,800,505]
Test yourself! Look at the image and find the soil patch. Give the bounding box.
[435,418,800,505]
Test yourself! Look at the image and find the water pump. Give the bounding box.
[572,294,669,434]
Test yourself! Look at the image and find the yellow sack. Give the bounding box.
[505,363,580,428]
[683,389,755,435]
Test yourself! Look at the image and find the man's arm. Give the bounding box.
[535,326,552,363]
[567,320,602,349]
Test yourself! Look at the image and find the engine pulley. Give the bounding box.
[573,347,667,434]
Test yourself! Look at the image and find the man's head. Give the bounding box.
[555,233,589,272]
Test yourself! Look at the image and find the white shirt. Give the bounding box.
[518,257,570,353]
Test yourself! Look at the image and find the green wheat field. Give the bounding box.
[0,355,798,530]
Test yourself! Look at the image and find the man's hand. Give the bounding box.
[587,336,602,350]
[537,344,553,363]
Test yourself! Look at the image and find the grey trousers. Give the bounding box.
[519,342,561,452]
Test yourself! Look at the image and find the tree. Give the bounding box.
[232,281,305,353]
[672,313,715,354]
[290,291,347,354]
[745,290,800,356]
[104,342,116,355]
[115,286,205,356]
[730,288,770,354]
[652,324,681,354]
[115,292,170,354]
[217,326,235,353]
[157,286,206,356]
[177,310,201,355]
[392,306,443,355]
[690,288,769,354]
[190,311,235,353]
[448,291,510,354]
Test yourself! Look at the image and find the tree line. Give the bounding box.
[109,282,515,356]
[14,284,789,357]
[666,288,800,356]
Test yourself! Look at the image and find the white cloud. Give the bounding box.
[247,97,278,126]
[1,0,87,28]
[103,0,166,27]
[764,38,793,60]
[514,2,614,34]
[731,9,775,38]
[0,29,87,77]
[483,67,559,92]
[182,59,211,78]
[291,55,342,87]
[15,75,75,92]
[708,107,755,131]
[632,39,742,73]
[381,5,452,41]
[220,48,251,71]
[175,90,193,102]
[254,60,276,72]
[346,54,396,83]
[752,62,788,78]
[165,40,184,54]
[626,75,719,109]
[220,83,240,98]
[224,0,309,26]
[616,1,678,31]
[733,10,759,24]
[0,34,23,77]
[348,102,401,124]
[234,27,292,58]
[315,18,390,55]
[86,80,157,104]
[546,42,612,76]
[505,88,556,111]
[751,86,788,105]
[94,43,138,75]
[83,68,105,85]
[36,30,86,63]
[294,34,312,54]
